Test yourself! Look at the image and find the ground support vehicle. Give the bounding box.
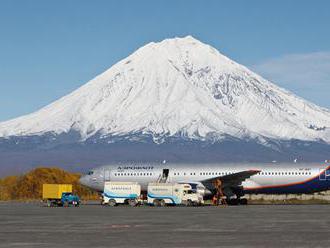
[42,184,80,207]
[147,183,204,206]
[103,182,141,207]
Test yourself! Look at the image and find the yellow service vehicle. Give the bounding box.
[42,184,80,207]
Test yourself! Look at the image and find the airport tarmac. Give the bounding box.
[0,202,330,248]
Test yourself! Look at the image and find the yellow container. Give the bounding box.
[42,184,72,199]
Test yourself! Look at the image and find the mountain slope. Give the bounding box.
[0,36,329,159]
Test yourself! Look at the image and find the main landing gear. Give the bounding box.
[226,198,248,205]
[212,179,248,206]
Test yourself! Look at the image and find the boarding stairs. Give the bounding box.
[157,169,169,183]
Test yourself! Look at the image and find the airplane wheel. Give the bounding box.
[239,198,248,205]
[108,199,117,207]
[227,198,239,205]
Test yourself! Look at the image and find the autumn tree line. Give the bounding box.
[0,167,99,200]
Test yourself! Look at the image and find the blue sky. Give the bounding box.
[0,0,330,121]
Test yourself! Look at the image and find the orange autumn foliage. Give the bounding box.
[0,167,99,200]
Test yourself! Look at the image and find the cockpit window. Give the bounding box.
[88,171,94,175]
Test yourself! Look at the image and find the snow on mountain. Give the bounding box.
[0,36,330,145]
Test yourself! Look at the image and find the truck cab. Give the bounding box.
[61,192,80,207]
[181,184,204,206]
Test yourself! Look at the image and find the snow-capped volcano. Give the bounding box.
[1,36,330,145]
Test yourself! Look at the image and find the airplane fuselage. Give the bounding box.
[79,163,330,196]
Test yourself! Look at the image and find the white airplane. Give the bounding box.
[79,162,330,204]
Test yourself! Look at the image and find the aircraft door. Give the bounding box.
[104,169,111,181]
[163,169,169,179]
[158,169,169,183]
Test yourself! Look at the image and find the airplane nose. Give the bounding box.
[79,175,88,187]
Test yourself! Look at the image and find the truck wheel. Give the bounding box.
[160,199,166,207]
[128,199,137,207]
[185,200,193,207]
[153,199,160,207]
[239,198,248,205]
[108,199,116,207]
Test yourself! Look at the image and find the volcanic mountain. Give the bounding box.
[0,36,329,175]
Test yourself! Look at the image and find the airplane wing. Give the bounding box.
[200,170,260,191]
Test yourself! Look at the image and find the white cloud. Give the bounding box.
[250,52,330,109]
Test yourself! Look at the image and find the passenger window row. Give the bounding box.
[173,172,234,176]
[114,171,312,177]
[257,171,312,176]
[114,172,153,177]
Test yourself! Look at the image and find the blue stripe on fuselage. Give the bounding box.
[244,169,330,194]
